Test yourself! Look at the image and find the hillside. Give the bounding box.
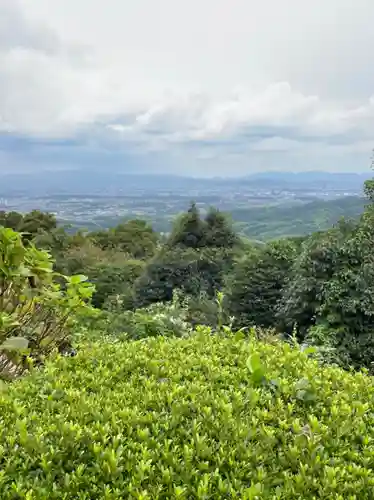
[55,196,367,241]
[233,196,366,240]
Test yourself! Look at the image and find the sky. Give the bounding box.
[1,0,374,177]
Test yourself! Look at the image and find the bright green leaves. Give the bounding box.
[246,352,267,385]
[1,332,374,498]
[68,274,88,285]
[0,226,95,380]
[295,377,317,404]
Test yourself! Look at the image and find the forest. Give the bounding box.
[1,176,374,497]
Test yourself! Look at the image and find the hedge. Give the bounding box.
[1,330,374,498]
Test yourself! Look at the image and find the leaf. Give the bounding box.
[301,345,317,355]
[69,275,88,285]
[0,336,29,352]
[246,353,266,385]
[295,377,310,390]
[295,378,316,403]
[296,389,317,403]
[234,330,246,341]
[246,353,262,373]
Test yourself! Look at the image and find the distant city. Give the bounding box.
[0,170,370,238]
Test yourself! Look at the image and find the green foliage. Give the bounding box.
[87,260,145,309]
[168,204,238,250]
[0,227,95,379]
[2,332,374,497]
[203,207,239,248]
[277,222,351,339]
[0,210,57,243]
[231,196,366,240]
[226,238,298,330]
[93,295,192,340]
[278,205,374,370]
[364,178,374,202]
[91,219,158,259]
[134,247,234,308]
[167,202,206,249]
[135,204,239,309]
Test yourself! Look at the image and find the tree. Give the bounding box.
[134,246,233,309]
[203,208,238,248]
[226,239,298,330]
[91,219,158,258]
[0,211,23,231]
[167,202,205,249]
[22,210,57,238]
[0,210,57,243]
[87,260,145,309]
[135,204,240,309]
[278,204,374,370]
[314,209,374,369]
[277,223,350,340]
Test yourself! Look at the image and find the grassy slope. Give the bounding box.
[232,196,366,240]
[1,332,374,498]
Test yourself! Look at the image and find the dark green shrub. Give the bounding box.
[87,260,145,309]
[226,239,298,329]
[134,247,234,308]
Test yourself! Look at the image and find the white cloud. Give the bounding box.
[0,0,374,174]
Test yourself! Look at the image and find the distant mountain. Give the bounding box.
[239,171,371,191]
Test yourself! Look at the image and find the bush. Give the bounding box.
[90,219,159,258]
[87,297,192,340]
[0,227,95,379]
[226,239,298,330]
[134,247,234,308]
[87,260,145,309]
[2,332,374,498]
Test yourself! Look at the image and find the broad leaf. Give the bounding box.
[0,336,29,351]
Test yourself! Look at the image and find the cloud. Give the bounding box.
[0,0,374,175]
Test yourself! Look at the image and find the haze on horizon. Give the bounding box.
[1,0,374,177]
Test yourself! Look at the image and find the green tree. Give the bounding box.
[167,202,205,249]
[278,185,374,370]
[135,204,240,309]
[87,260,145,309]
[203,207,238,248]
[277,223,350,340]
[91,219,158,258]
[226,239,298,330]
[313,209,374,369]
[22,210,57,238]
[134,246,233,309]
[0,211,23,231]
[0,210,57,243]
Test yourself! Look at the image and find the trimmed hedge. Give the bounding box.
[1,331,374,498]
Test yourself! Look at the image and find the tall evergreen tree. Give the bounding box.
[167,202,205,249]
[204,208,238,248]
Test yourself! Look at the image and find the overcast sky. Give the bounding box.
[1,0,374,176]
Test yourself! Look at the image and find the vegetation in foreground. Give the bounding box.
[1,171,374,497]
[2,331,374,499]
